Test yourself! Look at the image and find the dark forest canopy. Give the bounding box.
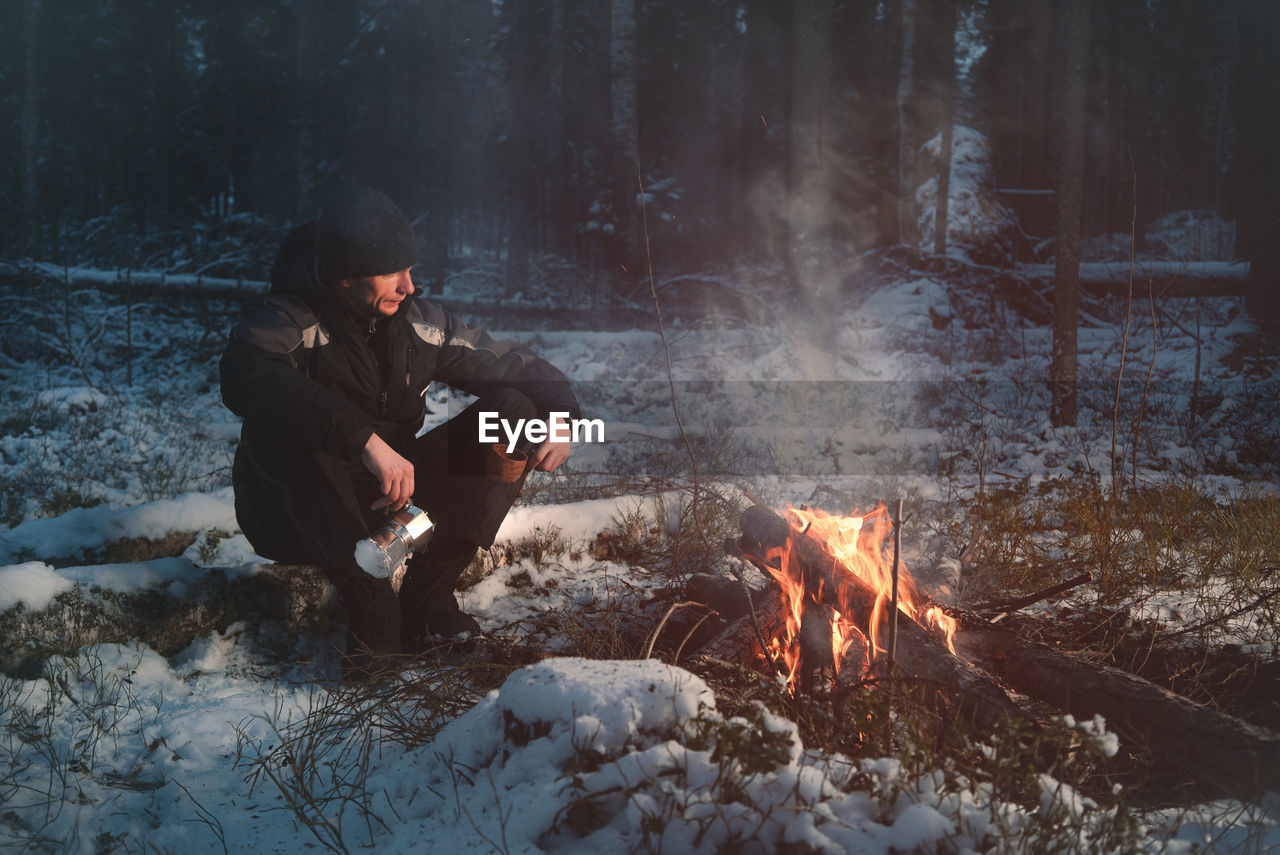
[3,0,1278,314]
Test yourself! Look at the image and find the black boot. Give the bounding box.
[338,573,404,681]
[399,536,482,650]
[423,596,483,640]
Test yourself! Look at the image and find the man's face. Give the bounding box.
[342,268,415,317]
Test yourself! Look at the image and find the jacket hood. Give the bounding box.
[269,222,325,296]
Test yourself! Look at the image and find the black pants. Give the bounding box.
[235,387,539,654]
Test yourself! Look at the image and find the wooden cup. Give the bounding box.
[486,444,529,483]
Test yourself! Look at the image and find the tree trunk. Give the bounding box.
[1022,0,1053,192]
[294,0,318,221]
[733,0,784,259]
[1236,0,1280,329]
[224,0,254,214]
[20,0,42,253]
[503,0,546,295]
[932,0,958,258]
[1049,0,1090,427]
[158,0,179,222]
[546,0,572,260]
[609,0,639,280]
[984,0,1053,202]
[896,0,917,249]
[421,0,451,296]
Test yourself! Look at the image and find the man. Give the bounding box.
[220,185,578,671]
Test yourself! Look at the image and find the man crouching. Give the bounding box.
[220,185,578,676]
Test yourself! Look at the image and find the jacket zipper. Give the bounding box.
[366,318,387,416]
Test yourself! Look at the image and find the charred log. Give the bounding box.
[695,582,1023,730]
[696,581,789,670]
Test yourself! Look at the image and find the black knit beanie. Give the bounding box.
[316,186,420,283]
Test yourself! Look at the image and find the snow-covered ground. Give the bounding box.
[1,256,1277,852]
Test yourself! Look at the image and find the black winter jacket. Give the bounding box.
[220,223,579,566]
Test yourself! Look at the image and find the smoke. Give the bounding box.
[741,116,887,380]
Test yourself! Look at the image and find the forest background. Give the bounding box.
[5,0,1279,337]
[5,4,1280,849]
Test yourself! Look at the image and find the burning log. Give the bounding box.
[697,505,1022,728]
[950,617,1280,801]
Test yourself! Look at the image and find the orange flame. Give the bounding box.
[760,504,957,688]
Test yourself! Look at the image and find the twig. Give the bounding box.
[458,769,512,855]
[887,499,903,668]
[885,499,903,751]
[673,611,715,664]
[1111,152,1138,497]
[971,572,1095,621]
[1131,262,1160,494]
[643,601,704,660]
[172,778,229,855]
[738,485,772,512]
[727,557,787,679]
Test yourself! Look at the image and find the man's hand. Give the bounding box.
[361,433,414,510]
[529,416,572,472]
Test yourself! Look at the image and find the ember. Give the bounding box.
[759,504,957,687]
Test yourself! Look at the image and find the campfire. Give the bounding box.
[757,504,956,688]
[684,499,1280,801]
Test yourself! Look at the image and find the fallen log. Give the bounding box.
[0,565,339,678]
[1018,261,1249,298]
[950,616,1280,801]
[696,575,1024,729]
[691,574,785,671]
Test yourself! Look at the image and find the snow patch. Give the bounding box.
[0,561,73,612]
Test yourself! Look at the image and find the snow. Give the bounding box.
[0,487,241,566]
[1,243,1278,851]
[493,495,661,544]
[8,648,1243,854]
[353,535,397,577]
[0,561,73,611]
[857,277,954,333]
[914,126,1020,262]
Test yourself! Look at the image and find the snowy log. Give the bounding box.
[1019,260,1248,298]
[0,564,339,677]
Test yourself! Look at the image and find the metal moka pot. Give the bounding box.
[354,503,434,579]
